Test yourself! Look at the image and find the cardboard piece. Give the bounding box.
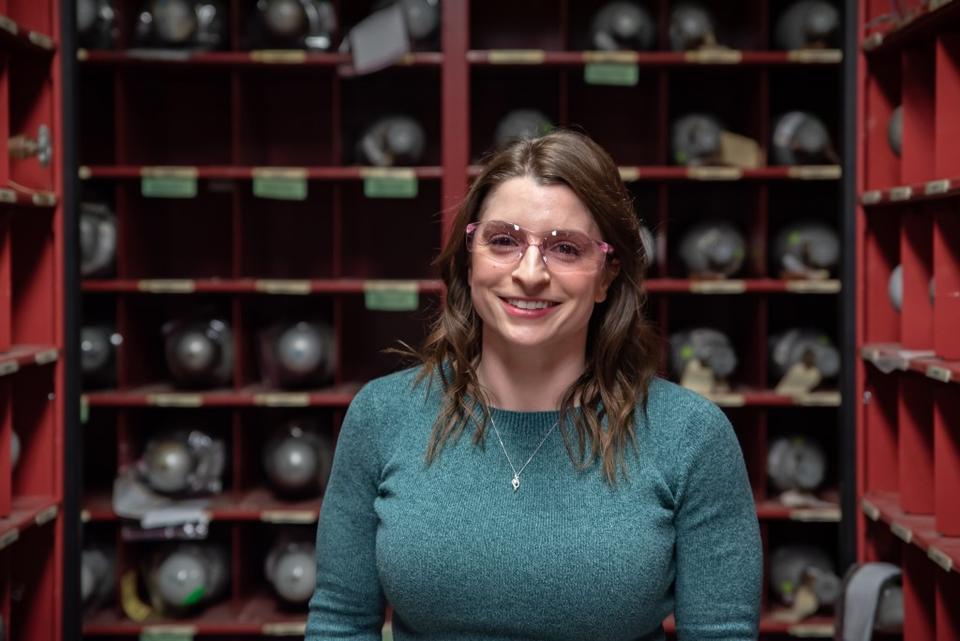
[344,4,409,75]
[718,131,763,169]
[775,362,823,395]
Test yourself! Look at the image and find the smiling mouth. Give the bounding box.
[501,297,560,310]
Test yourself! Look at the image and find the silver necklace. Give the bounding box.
[488,414,559,492]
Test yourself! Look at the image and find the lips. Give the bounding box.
[498,296,561,317]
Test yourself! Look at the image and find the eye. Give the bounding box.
[487,233,520,248]
[550,241,584,257]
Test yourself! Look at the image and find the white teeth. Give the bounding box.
[506,298,555,310]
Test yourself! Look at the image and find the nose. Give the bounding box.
[511,244,551,289]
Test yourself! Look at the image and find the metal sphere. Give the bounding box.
[152,0,198,44]
[277,324,325,377]
[774,0,839,50]
[678,221,746,277]
[172,330,217,374]
[144,438,194,494]
[81,326,114,376]
[265,434,320,492]
[669,328,738,379]
[888,264,902,312]
[888,106,902,157]
[494,110,552,148]
[77,0,99,33]
[590,2,656,51]
[155,548,208,608]
[770,545,840,606]
[671,114,723,166]
[768,435,827,492]
[271,548,316,603]
[773,221,840,274]
[263,0,307,37]
[669,3,714,51]
[772,111,832,165]
[10,431,19,469]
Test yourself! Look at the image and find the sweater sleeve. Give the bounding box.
[673,403,762,640]
[305,385,386,641]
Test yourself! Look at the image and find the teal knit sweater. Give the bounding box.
[306,367,762,641]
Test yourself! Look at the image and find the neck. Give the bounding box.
[476,335,587,412]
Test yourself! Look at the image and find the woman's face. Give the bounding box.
[468,176,619,355]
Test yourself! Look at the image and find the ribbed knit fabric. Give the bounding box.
[306,367,762,641]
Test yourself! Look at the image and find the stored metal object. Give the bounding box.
[888,106,902,157]
[768,434,827,493]
[9,125,52,167]
[77,0,116,49]
[148,544,229,614]
[81,547,115,611]
[263,419,335,496]
[772,221,840,277]
[259,320,335,389]
[265,537,316,604]
[774,0,840,50]
[10,431,19,469]
[769,328,840,380]
[163,317,233,388]
[671,114,724,166]
[372,0,441,43]
[80,203,117,278]
[888,264,935,312]
[669,328,738,380]
[588,2,656,51]
[669,2,716,51]
[493,110,553,149]
[677,220,746,277]
[771,111,834,165]
[81,325,121,387]
[639,225,656,270]
[140,429,226,496]
[133,0,227,49]
[770,544,842,607]
[357,115,427,167]
[256,0,337,50]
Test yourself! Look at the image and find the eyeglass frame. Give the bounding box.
[465,220,616,272]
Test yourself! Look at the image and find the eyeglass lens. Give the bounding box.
[469,221,603,271]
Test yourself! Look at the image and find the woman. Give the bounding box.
[306,130,762,640]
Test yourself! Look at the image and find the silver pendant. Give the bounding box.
[512,475,520,492]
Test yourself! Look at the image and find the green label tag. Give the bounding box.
[140,633,194,641]
[363,176,418,199]
[364,281,419,311]
[584,63,639,86]
[141,176,198,199]
[181,586,205,606]
[253,175,308,200]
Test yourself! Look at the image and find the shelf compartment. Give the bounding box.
[82,278,446,295]
[862,491,960,575]
[0,344,57,377]
[0,495,58,551]
[861,0,960,55]
[83,383,361,409]
[79,165,445,180]
[466,50,844,66]
[114,69,233,165]
[862,342,960,383]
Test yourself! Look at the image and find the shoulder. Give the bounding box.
[347,364,438,419]
[642,376,731,437]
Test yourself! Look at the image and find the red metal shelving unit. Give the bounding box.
[0,0,65,639]
[76,1,852,639]
[856,0,960,638]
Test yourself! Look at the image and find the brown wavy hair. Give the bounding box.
[409,130,660,483]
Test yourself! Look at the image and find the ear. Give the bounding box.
[595,259,620,303]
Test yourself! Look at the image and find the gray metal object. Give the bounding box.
[772,220,840,276]
[77,0,116,48]
[888,264,935,312]
[677,220,746,277]
[163,317,233,388]
[769,328,841,379]
[149,544,229,614]
[81,547,115,611]
[767,434,827,492]
[134,0,227,49]
[80,203,117,278]
[669,2,716,51]
[493,110,553,149]
[259,320,335,388]
[265,537,317,604]
[10,431,19,469]
[771,111,834,165]
[669,328,738,380]
[257,0,337,50]
[589,2,656,51]
[671,114,724,166]
[888,106,902,157]
[774,0,840,50]
[639,225,656,269]
[140,429,226,496]
[80,325,121,385]
[372,0,441,42]
[357,115,427,167]
[770,544,841,607]
[263,419,335,496]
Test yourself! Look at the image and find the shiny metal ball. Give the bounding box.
[271,547,316,603]
[172,330,217,374]
[155,548,208,608]
[494,110,552,148]
[152,0,198,44]
[144,438,194,494]
[262,0,307,37]
[265,434,320,492]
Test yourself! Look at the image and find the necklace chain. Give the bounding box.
[488,413,559,492]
